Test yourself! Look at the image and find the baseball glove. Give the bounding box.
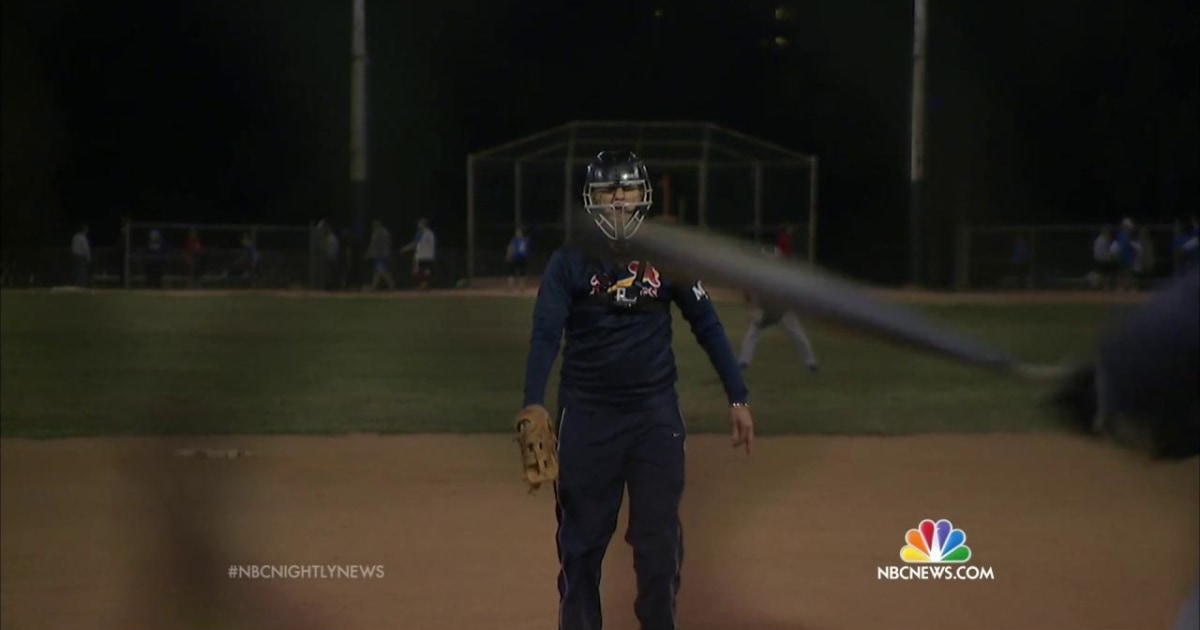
[1047,359,1200,460]
[1046,360,1104,435]
[514,405,559,493]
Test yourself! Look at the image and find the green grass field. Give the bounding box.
[0,291,1130,438]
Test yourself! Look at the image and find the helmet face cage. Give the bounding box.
[582,152,654,241]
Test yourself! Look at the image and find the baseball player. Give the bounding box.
[517,151,753,630]
[1050,264,1198,630]
[505,226,531,291]
[737,247,820,372]
[70,224,91,288]
[365,220,395,290]
[399,217,436,290]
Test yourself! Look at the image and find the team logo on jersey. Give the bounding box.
[632,261,662,294]
[588,273,611,296]
[607,261,660,298]
[588,261,663,307]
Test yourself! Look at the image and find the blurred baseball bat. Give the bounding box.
[573,219,1067,380]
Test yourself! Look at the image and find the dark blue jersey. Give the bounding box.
[523,244,748,412]
[1097,265,1199,457]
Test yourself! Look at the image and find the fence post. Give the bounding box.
[808,156,819,265]
[1027,228,1037,289]
[752,162,763,243]
[122,219,131,289]
[562,124,577,245]
[514,161,523,230]
[466,154,476,282]
[697,125,711,228]
[953,221,970,290]
[312,220,321,290]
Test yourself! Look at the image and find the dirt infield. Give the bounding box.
[2,433,1196,630]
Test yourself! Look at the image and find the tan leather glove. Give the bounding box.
[513,405,559,493]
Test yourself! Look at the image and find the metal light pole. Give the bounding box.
[350,0,369,230]
[908,0,928,287]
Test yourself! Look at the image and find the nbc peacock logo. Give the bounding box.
[877,518,994,581]
[901,518,971,563]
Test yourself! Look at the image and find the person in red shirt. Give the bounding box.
[775,224,797,258]
[182,227,203,286]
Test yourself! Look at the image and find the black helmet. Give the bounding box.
[582,151,654,241]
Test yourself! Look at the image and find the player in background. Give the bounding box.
[519,151,753,630]
[738,292,820,372]
[399,217,436,290]
[506,226,531,291]
[737,237,819,372]
[365,220,395,291]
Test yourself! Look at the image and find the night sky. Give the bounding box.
[3,0,1196,282]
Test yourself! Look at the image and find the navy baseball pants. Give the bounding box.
[553,402,686,630]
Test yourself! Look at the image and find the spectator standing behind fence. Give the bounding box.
[399,217,436,291]
[775,223,796,258]
[71,224,91,288]
[365,220,395,291]
[1134,228,1157,289]
[224,232,260,286]
[1092,227,1116,290]
[146,229,166,289]
[1011,234,1032,289]
[311,220,336,291]
[340,224,363,290]
[182,227,203,287]
[324,223,341,291]
[1111,218,1140,291]
[1172,216,1199,275]
[505,226,530,291]
[118,217,131,287]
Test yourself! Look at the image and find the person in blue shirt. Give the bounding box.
[1113,217,1139,290]
[1171,215,1199,276]
[506,226,531,291]
[518,151,753,630]
[229,231,260,287]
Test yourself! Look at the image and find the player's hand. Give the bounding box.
[729,404,754,454]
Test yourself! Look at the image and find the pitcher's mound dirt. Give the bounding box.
[2,433,1196,630]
